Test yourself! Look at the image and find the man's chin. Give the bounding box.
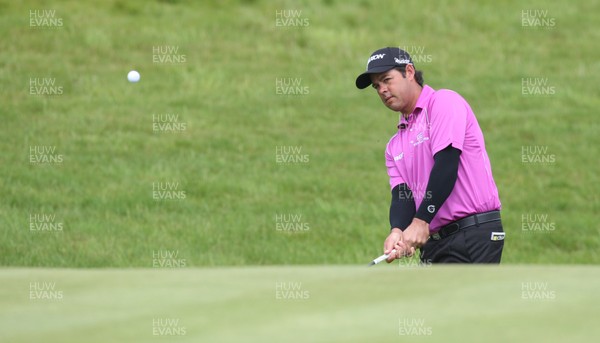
[384,103,402,112]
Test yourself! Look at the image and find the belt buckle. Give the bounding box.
[431,232,441,241]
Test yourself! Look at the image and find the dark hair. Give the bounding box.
[395,67,424,87]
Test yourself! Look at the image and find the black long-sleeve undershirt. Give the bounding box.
[389,145,461,230]
[389,183,416,230]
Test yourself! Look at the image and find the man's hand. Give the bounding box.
[383,228,406,263]
[394,218,430,257]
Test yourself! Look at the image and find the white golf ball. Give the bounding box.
[127,70,140,83]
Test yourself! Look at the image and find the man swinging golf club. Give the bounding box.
[357,47,505,263]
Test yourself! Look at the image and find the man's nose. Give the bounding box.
[378,85,388,97]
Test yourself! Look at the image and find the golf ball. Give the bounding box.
[127,70,140,83]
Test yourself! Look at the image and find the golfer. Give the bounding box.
[356,47,505,263]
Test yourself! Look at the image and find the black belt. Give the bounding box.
[429,210,501,241]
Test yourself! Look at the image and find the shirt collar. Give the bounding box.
[414,84,435,111]
[398,85,435,129]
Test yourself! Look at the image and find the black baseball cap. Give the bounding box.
[355,47,414,89]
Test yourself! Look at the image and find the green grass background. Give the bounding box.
[1,0,599,266]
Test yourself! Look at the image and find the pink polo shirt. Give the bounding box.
[385,85,501,232]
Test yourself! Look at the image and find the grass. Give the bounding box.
[1,265,599,342]
[1,0,599,266]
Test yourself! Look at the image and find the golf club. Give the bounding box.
[368,249,397,267]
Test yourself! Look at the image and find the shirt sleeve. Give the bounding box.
[428,89,468,155]
[385,141,405,189]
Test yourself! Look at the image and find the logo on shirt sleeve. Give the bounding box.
[393,152,404,161]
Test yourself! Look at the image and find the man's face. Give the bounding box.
[370,68,413,113]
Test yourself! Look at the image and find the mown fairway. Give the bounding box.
[1,0,599,267]
[1,266,600,342]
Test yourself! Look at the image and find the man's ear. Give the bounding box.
[405,64,416,81]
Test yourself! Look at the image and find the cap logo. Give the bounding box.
[366,53,385,69]
[394,57,411,64]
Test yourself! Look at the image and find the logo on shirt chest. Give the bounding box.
[411,131,430,147]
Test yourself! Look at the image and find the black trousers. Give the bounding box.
[420,220,505,263]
